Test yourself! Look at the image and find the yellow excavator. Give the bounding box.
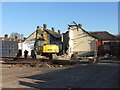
[34,25,59,59]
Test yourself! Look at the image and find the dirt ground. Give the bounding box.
[1,59,120,89]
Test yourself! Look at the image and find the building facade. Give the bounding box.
[0,35,19,57]
[65,24,96,57]
[63,23,120,57]
[20,24,62,56]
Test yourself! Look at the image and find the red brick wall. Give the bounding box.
[96,39,120,56]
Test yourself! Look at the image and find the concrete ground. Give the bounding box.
[1,59,120,89]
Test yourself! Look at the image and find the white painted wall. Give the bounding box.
[19,31,51,56]
[21,32,36,56]
[18,42,23,50]
[20,31,49,56]
[22,38,35,56]
[68,28,74,56]
[68,27,96,57]
[19,29,61,56]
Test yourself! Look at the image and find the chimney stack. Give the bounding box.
[78,24,82,28]
[4,34,8,39]
[24,37,27,41]
[37,26,39,29]
[15,36,18,41]
[51,27,55,32]
[43,24,47,29]
[68,27,70,31]
[58,30,61,34]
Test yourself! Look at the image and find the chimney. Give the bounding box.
[78,24,82,28]
[24,37,27,41]
[43,24,47,29]
[58,30,61,34]
[15,36,18,41]
[37,26,39,29]
[68,27,70,31]
[51,27,55,32]
[4,34,8,39]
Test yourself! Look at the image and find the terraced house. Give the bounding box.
[63,23,120,58]
[20,24,62,56]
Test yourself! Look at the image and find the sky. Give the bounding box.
[1,2,118,37]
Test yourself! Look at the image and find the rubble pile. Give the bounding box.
[54,54,70,60]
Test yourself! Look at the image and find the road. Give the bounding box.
[2,61,120,89]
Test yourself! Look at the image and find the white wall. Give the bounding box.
[18,43,23,50]
[68,27,96,57]
[20,31,51,56]
[20,30,61,56]
[68,28,74,56]
[21,32,36,56]
[22,39,35,56]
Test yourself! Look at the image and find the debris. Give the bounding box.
[45,63,52,68]
[60,65,63,67]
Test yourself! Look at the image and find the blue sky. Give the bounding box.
[2,2,118,37]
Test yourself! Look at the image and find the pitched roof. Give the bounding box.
[67,25,119,40]
[45,29,61,38]
[68,24,97,39]
[68,23,119,40]
[25,29,61,42]
[115,35,120,39]
[88,31,118,40]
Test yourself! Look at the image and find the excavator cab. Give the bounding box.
[34,25,59,59]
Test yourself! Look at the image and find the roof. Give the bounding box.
[115,35,120,39]
[0,37,5,41]
[67,25,119,40]
[25,31,36,41]
[25,28,61,42]
[88,31,118,40]
[45,29,61,38]
[68,23,119,40]
[68,24,96,39]
[0,37,24,42]
[62,31,69,35]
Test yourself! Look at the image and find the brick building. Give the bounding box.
[89,31,120,56]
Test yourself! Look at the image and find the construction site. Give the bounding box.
[1,22,120,89]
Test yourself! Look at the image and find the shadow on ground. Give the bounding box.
[98,57,120,64]
[19,63,120,89]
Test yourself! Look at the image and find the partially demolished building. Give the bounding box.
[2,23,120,58]
[63,24,96,58]
[20,24,62,56]
[63,23,120,58]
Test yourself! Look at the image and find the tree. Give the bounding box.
[9,32,24,39]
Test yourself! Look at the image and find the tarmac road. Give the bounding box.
[2,61,120,89]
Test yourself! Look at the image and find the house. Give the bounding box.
[62,31,69,54]
[20,24,62,56]
[89,31,120,56]
[0,34,19,57]
[63,23,120,57]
